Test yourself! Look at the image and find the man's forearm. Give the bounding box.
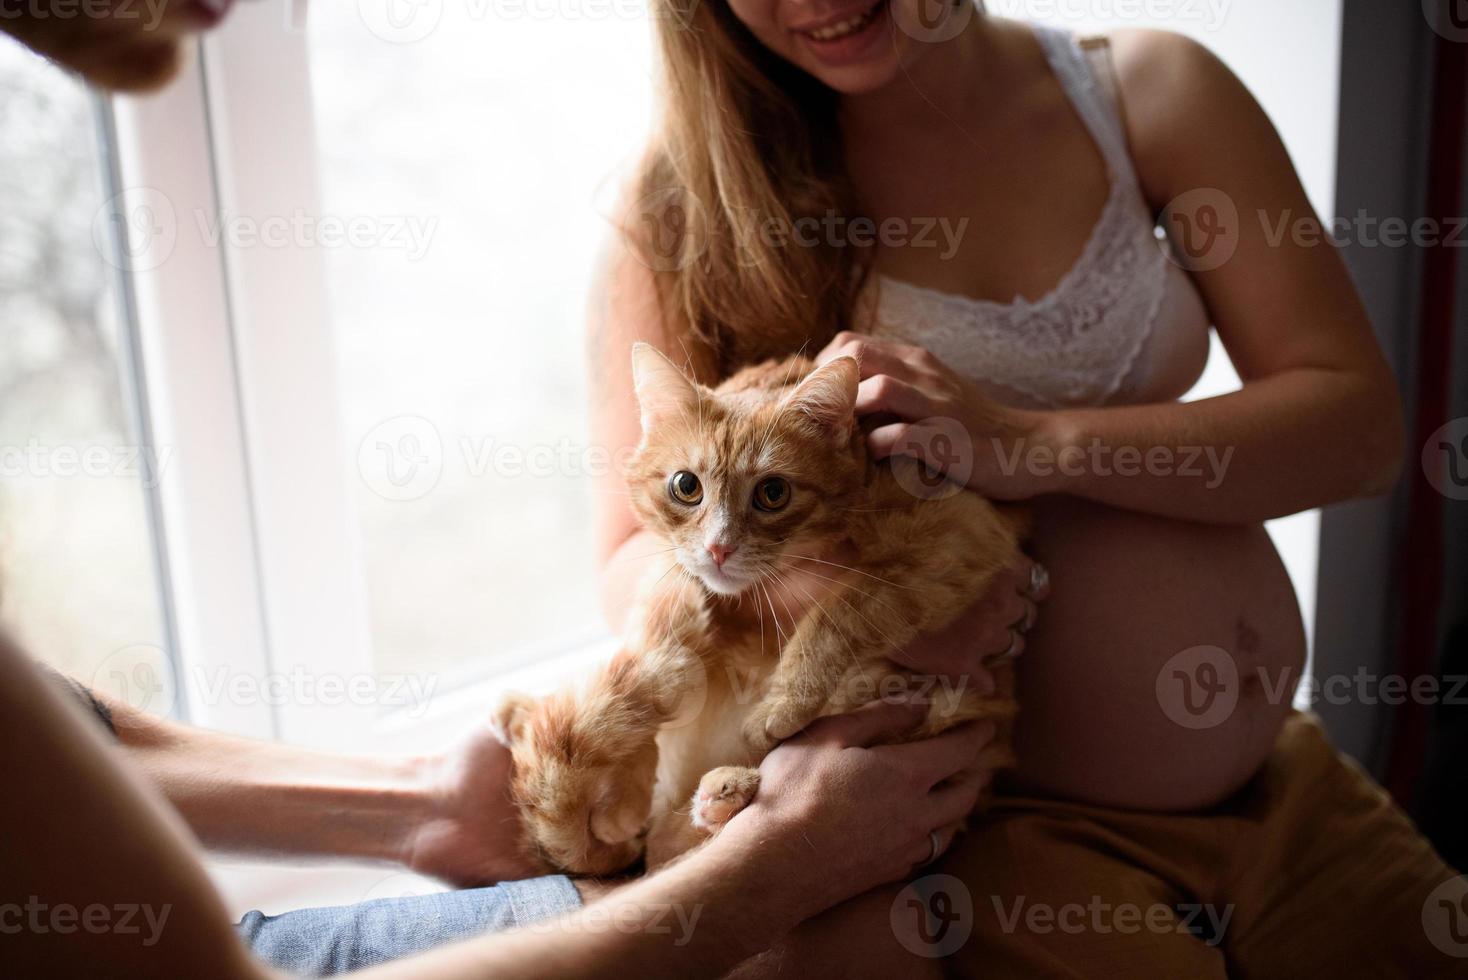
[362,818,810,980]
[107,698,435,866]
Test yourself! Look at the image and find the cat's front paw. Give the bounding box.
[741,705,779,752]
[691,766,760,832]
[499,692,656,875]
[742,697,817,751]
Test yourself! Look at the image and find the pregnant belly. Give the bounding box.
[1011,496,1306,811]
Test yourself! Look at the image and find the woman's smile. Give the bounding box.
[790,0,892,68]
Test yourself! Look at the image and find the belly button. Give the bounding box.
[1234,615,1261,656]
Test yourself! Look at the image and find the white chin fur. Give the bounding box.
[680,558,751,596]
[699,572,751,597]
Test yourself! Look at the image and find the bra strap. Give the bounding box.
[1031,25,1137,185]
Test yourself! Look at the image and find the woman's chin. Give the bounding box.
[808,60,906,96]
[789,33,912,96]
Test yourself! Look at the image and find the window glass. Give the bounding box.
[0,37,173,713]
[306,3,654,679]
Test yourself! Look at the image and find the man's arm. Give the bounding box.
[102,692,538,885]
[5,630,990,978]
[0,634,265,979]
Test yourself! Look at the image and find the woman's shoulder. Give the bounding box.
[1081,27,1275,205]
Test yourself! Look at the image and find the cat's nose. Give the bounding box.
[706,542,737,567]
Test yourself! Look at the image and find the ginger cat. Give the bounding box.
[492,344,1023,875]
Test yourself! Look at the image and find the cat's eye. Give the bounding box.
[668,470,703,505]
[752,477,791,512]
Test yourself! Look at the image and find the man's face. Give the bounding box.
[1,0,234,91]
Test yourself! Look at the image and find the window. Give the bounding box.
[0,37,174,715]
[305,1,656,682]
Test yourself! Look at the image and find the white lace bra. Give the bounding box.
[858,25,1211,410]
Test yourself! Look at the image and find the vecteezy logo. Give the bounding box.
[357,0,443,43]
[1423,876,1468,957]
[1423,418,1468,501]
[357,416,444,501]
[1423,0,1468,43]
[889,417,974,501]
[891,874,973,958]
[628,186,708,272]
[654,0,701,29]
[1157,188,1239,273]
[891,0,975,44]
[89,644,179,717]
[92,187,177,273]
[1156,645,1239,730]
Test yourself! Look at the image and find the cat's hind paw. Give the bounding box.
[691,766,760,832]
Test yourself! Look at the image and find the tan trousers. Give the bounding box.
[931,713,1467,978]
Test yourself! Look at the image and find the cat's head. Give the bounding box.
[627,343,864,597]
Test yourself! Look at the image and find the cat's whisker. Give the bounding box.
[756,579,789,647]
[752,576,768,657]
[773,560,903,617]
[751,569,798,654]
[754,341,811,463]
[675,338,711,434]
[782,553,919,592]
[782,565,906,656]
[766,577,803,638]
[782,576,865,673]
[609,546,680,565]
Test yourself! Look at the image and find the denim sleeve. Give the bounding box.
[236,876,583,976]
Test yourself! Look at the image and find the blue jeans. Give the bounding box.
[236,876,583,976]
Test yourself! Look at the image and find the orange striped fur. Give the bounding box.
[493,345,1023,874]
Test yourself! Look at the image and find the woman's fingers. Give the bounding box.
[866,420,969,469]
[854,374,938,420]
[1015,554,1051,601]
[818,331,936,378]
[879,720,996,789]
[928,767,996,825]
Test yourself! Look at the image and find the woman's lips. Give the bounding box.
[791,0,891,67]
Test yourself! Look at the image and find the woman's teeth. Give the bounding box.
[806,1,881,41]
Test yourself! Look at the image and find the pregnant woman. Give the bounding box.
[589,5,1458,976]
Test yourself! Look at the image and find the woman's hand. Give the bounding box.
[726,700,998,916]
[817,331,1059,500]
[891,552,1051,693]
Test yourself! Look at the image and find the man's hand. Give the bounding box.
[399,726,540,886]
[724,700,998,918]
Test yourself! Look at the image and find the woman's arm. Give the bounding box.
[587,235,709,633]
[831,31,1403,526]
[105,694,538,885]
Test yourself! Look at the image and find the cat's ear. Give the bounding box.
[788,356,859,445]
[631,342,697,434]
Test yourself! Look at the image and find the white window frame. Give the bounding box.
[105,0,376,747]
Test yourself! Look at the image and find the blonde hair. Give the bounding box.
[629,0,870,378]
